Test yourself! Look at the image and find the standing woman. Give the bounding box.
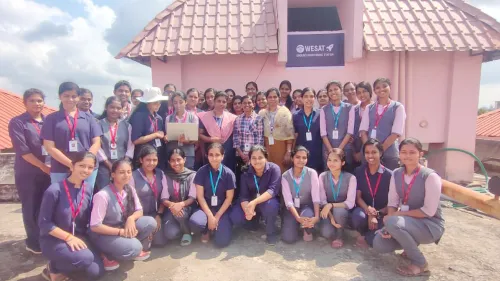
[77,88,100,119]
[245,81,258,100]
[165,91,199,170]
[42,82,102,188]
[231,146,281,244]
[343,82,360,106]
[113,80,132,119]
[318,149,357,248]
[293,87,322,173]
[201,88,216,111]
[96,96,134,191]
[353,82,374,165]
[129,87,168,169]
[230,96,243,115]
[259,88,295,173]
[161,148,197,246]
[278,80,294,110]
[255,91,267,113]
[186,88,203,113]
[8,88,51,254]
[90,159,157,266]
[351,138,392,248]
[189,143,237,247]
[198,91,238,172]
[38,152,104,280]
[281,146,320,243]
[225,89,236,112]
[291,89,303,114]
[373,138,444,277]
[320,81,356,172]
[316,89,329,109]
[359,78,406,170]
[131,89,144,108]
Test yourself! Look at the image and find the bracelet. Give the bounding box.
[64,233,72,242]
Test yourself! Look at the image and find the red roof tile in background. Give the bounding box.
[0,89,57,150]
[476,109,500,139]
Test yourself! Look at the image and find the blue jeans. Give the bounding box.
[50,169,98,193]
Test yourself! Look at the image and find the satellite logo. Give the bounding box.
[326,44,334,52]
[296,45,305,54]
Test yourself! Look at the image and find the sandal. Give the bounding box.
[397,263,431,277]
[181,234,192,246]
[41,264,50,281]
[331,239,344,249]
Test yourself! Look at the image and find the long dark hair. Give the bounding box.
[99,96,122,120]
[23,88,46,103]
[138,145,158,168]
[231,96,244,114]
[279,80,293,109]
[111,158,135,220]
[201,88,216,111]
[128,102,149,124]
[58,82,80,110]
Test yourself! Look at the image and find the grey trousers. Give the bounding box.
[89,216,157,261]
[282,206,314,244]
[152,207,193,247]
[373,216,436,266]
[319,207,349,240]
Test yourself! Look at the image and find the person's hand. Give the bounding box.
[376,228,392,239]
[304,216,319,228]
[211,136,222,143]
[170,202,184,216]
[283,151,292,166]
[163,135,169,142]
[156,131,165,139]
[124,217,138,238]
[178,133,187,144]
[104,160,113,171]
[66,236,87,252]
[207,215,218,230]
[349,136,354,144]
[295,216,306,226]
[366,206,378,216]
[245,201,257,220]
[320,204,332,219]
[154,215,162,234]
[368,215,378,230]
[41,165,51,175]
[329,215,341,228]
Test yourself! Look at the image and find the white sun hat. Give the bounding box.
[137,87,169,103]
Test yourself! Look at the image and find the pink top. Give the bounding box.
[320,105,355,137]
[90,186,143,226]
[281,169,321,208]
[359,103,406,136]
[128,171,168,193]
[97,124,135,161]
[198,111,237,143]
[388,172,442,216]
[160,175,197,200]
[318,173,357,209]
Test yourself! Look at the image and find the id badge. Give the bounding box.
[294,197,301,208]
[110,149,118,160]
[332,130,339,140]
[370,129,377,139]
[155,138,162,147]
[72,222,76,235]
[400,205,409,212]
[268,136,275,146]
[211,195,218,207]
[69,140,78,152]
[306,132,312,141]
[41,146,48,156]
[178,141,183,147]
[243,143,251,152]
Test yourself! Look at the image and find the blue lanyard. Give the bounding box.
[328,172,343,201]
[253,175,260,194]
[302,111,314,132]
[291,168,306,197]
[214,116,223,128]
[209,165,223,195]
[330,103,344,129]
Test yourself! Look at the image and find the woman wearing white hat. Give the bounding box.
[129,87,169,169]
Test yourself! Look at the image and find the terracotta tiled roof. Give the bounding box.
[116,0,278,64]
[0,89,57,150]
[363,0,500,54]
[477,109,500,138]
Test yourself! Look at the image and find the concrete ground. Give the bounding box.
[1,202,500,281]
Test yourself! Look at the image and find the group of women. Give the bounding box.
[8,78,444,280]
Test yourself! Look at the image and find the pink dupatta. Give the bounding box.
[198,110,237,143]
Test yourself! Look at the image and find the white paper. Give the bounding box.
[166,122,199,141]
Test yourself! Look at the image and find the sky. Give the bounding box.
[0,0,499,113]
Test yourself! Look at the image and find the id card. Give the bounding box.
[72,222,76,235]
[332,130,339,140]
[41,146,48,156]
[211,195,218,207]
[155,138,162,147]
[370,129,377,139]
[400,205,409,212]
[244,143,251,151]
[268,136,275,146]
[178,141,183,147]
[306,132,312,141]
[110,149,118,160]
[69,140,78,152]
[294,197,301,208]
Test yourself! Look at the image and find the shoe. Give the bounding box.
[134,251,151,261]
[26,245,42,254]
[102,255,120,271]
[266,234,279,245]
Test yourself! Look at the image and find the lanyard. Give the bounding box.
[109,122,118,146]
[214,116,223,128]
[374,102,390,128]
[290,168,306,197]
[328,172,343,201]
[402,166,421,204]
[209,165,223,195]
[62,179,86,222]
[139,170,158,199]
[253,175,261,194]
[149,116,158,132]
[30,120,42,136]
[65,110,79,140]
[175,111,188,123]
[302,111,314,132]
[110,184,126,214]
[365,167,383,206]
[173,181,180,199]
[330,103,343,129]
[269,110,277,132]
